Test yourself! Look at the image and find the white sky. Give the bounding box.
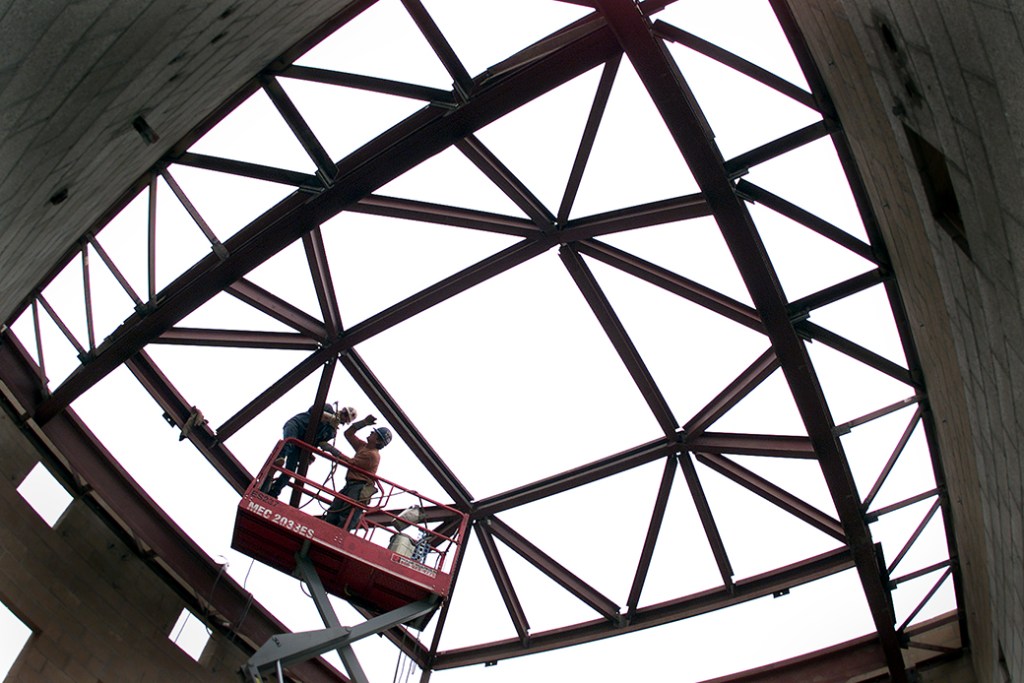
[6,1,957,681]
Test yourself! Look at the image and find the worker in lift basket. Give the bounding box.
[319,414,392,531]
[263,404,357,498]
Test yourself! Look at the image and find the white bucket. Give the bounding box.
[389,533,415,557]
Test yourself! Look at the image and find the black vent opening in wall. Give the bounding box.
[904,124,969,257]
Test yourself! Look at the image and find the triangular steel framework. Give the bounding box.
[0,2,964,682]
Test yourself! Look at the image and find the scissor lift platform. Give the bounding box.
[231,439,467,616]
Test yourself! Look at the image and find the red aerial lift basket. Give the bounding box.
[231,439,468,615]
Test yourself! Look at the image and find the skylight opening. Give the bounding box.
[169,608,211,662]
[17,461,74,528]
[0,600,32,679]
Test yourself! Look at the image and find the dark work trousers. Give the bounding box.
[325,480,368,530]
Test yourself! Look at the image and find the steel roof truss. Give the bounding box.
[575,238,763,332]
[216,346,337,441]
[695,452,845,541]
[456,136,555,228]
[125,350,250,492]
[863,406,923,510]
[795,320,914,385]
[487,516,621,623]
[351,194,539,237]
[724,121,830,179]
[302,228,343,338]
[652,20,818,110]
[262,75,339,185]
[400,0,473,99]
[561,193,713,237]
[174,151,322,190]
[626,452,677,616]
[433,546,854,669]
[340,350,473,509]
[677,450,734,586]
[683,348,780,438]
[558,54,621,225]
[279,64,457,105]
[154,328,319,350]
[475,523,531,645]
[474,438,674,516]
[227,278,328,339]
[560,244,678,434]
[736,179,876,261]
[898,567,952,636]
[592,2,907,677]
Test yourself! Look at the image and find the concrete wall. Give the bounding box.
[0,410,246,682]
[0,0,355,322]
[787,1,1024,682]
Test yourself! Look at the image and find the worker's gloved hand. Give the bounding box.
[364,414,377,426]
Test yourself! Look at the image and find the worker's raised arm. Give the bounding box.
[318,441,351,465]
[345,414,377,449]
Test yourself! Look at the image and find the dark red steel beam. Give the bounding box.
[563,193,713,237]
[735,179,876,261]
[486,516,621,623]
[279,65,457,105]
[677,450,734,587]
[160,169,224,252]
[652,20,818,110]
[593,4,907,678]
[558,54,621,224]
[786,269,888,319]
[863,406,922,510]
[724,121,830,179]
[561,245,678,434]
[174,151,322,190]
[0,332,344,683]
[227,278,327,339]
[350,194,539,237]
[124,350,250,493]
[865,488,939,524]
[887,499,941,577]
[475,524,531,645]
[474,437,674,516]
[37,294,87,358]
[81,251,96,351]
[302,229,343,338]
[704,611,961,682]
[695,452,845,541]
[685,432,816,458]
[262,75,337,183]
[338,238,554,351]
[795,320,915,385]
[456,135,555,228]
[575,239,763,332]
[683,348,780,437]
[432,546,854,669]
[216,346,336,442]
[400,0,473,99]
[154,328,319,350]
[35,15,624,425]
[339,350,473,509]
[626,453,677,616]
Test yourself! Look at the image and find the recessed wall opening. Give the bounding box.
[904,124,969,256]
[169,608,212,662]
[0,600,33,678]
[16,462,74,528]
